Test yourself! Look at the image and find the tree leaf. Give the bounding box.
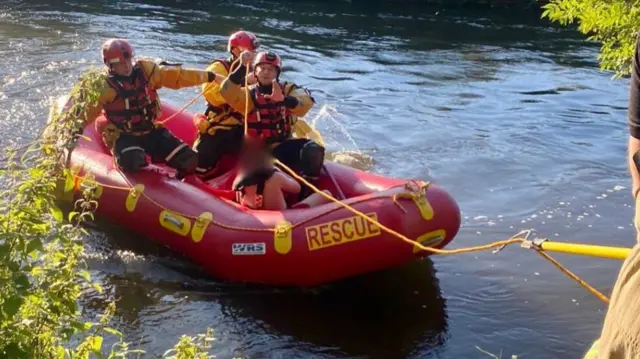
[69,211,79,222]
[4,343,27,359]
[64,170,75,192]
[88,335,104,354]
[50,206,64,222]
[0,243,9,259]
[14,273,30,290]
[2,295,24,317]
[104,327,122,337]
[56,346,66,359]
[78,269,91,282]
[92,283,104,294]
[26,238,43,255]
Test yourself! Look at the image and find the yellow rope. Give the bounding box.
[239,60,533,255]
[74,165,612,303]
[111,155,275,233]
[72,164,613,303]
[157,56,245,126]
[72,172,132,191]
[273,158,527,254]
[271,161,614,302]
[244,57,250,137]
[534,249,610,304]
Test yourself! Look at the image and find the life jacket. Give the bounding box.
[103,64,159,133]
[245,82,294,144]
[203,58,241,122]
[233,167,277,209]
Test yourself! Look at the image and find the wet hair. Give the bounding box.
[238,141,274,173]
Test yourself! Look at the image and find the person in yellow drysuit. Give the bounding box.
[192,30,261,178]
[220,50,324,200]
[62,38,223,179]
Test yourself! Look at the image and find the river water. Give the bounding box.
[1,1,635,358]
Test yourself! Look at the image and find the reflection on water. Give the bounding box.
[83,248,447,359]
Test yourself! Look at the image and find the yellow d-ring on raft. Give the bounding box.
[191,212,213,243]
[274,221,293,255]
[159,209,191,236]
[413,193,434,221]
[413,229,446,254]
[395,184,434,221]
[125,184,144,212]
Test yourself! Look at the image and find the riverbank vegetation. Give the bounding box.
[0,68,215,358]
[542,0,640,78]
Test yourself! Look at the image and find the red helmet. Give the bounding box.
[101,38,134,66]
[228,31,260,53]
[253,51,281,70]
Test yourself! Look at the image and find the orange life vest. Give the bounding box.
[103,64,159,133]
[246,83,292,144]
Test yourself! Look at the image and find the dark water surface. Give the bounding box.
[1,1,635,358]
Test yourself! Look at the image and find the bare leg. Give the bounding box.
[295,189,333,208]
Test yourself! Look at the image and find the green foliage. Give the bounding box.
[541,0,640,78]
[0,68,216,358]
[163,329,215,359]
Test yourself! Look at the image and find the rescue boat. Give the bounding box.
[59,102,462,287]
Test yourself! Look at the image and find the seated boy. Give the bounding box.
[233,143,331,210]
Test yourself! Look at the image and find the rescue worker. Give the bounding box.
[193,30,261,178]
[220,50,325,200]
[76,38,223,179]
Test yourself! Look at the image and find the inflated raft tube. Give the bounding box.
[58,103,462,287]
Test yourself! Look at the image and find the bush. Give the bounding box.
[541,0,640,78]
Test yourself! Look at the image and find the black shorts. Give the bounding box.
[194,126,244,172]
[271,138,314,174]
[114,127,186,163]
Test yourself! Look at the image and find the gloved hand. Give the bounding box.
[207,71,221,83]
[193,114,209,134]
[246,72,257,85]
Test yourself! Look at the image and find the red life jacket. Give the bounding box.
[103,64,159,133]
[246,83,292,144]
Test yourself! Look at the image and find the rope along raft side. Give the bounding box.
[63,151,626,296]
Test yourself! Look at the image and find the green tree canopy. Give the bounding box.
[542,0,640,78]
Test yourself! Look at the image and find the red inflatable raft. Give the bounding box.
[59,103,461,287]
